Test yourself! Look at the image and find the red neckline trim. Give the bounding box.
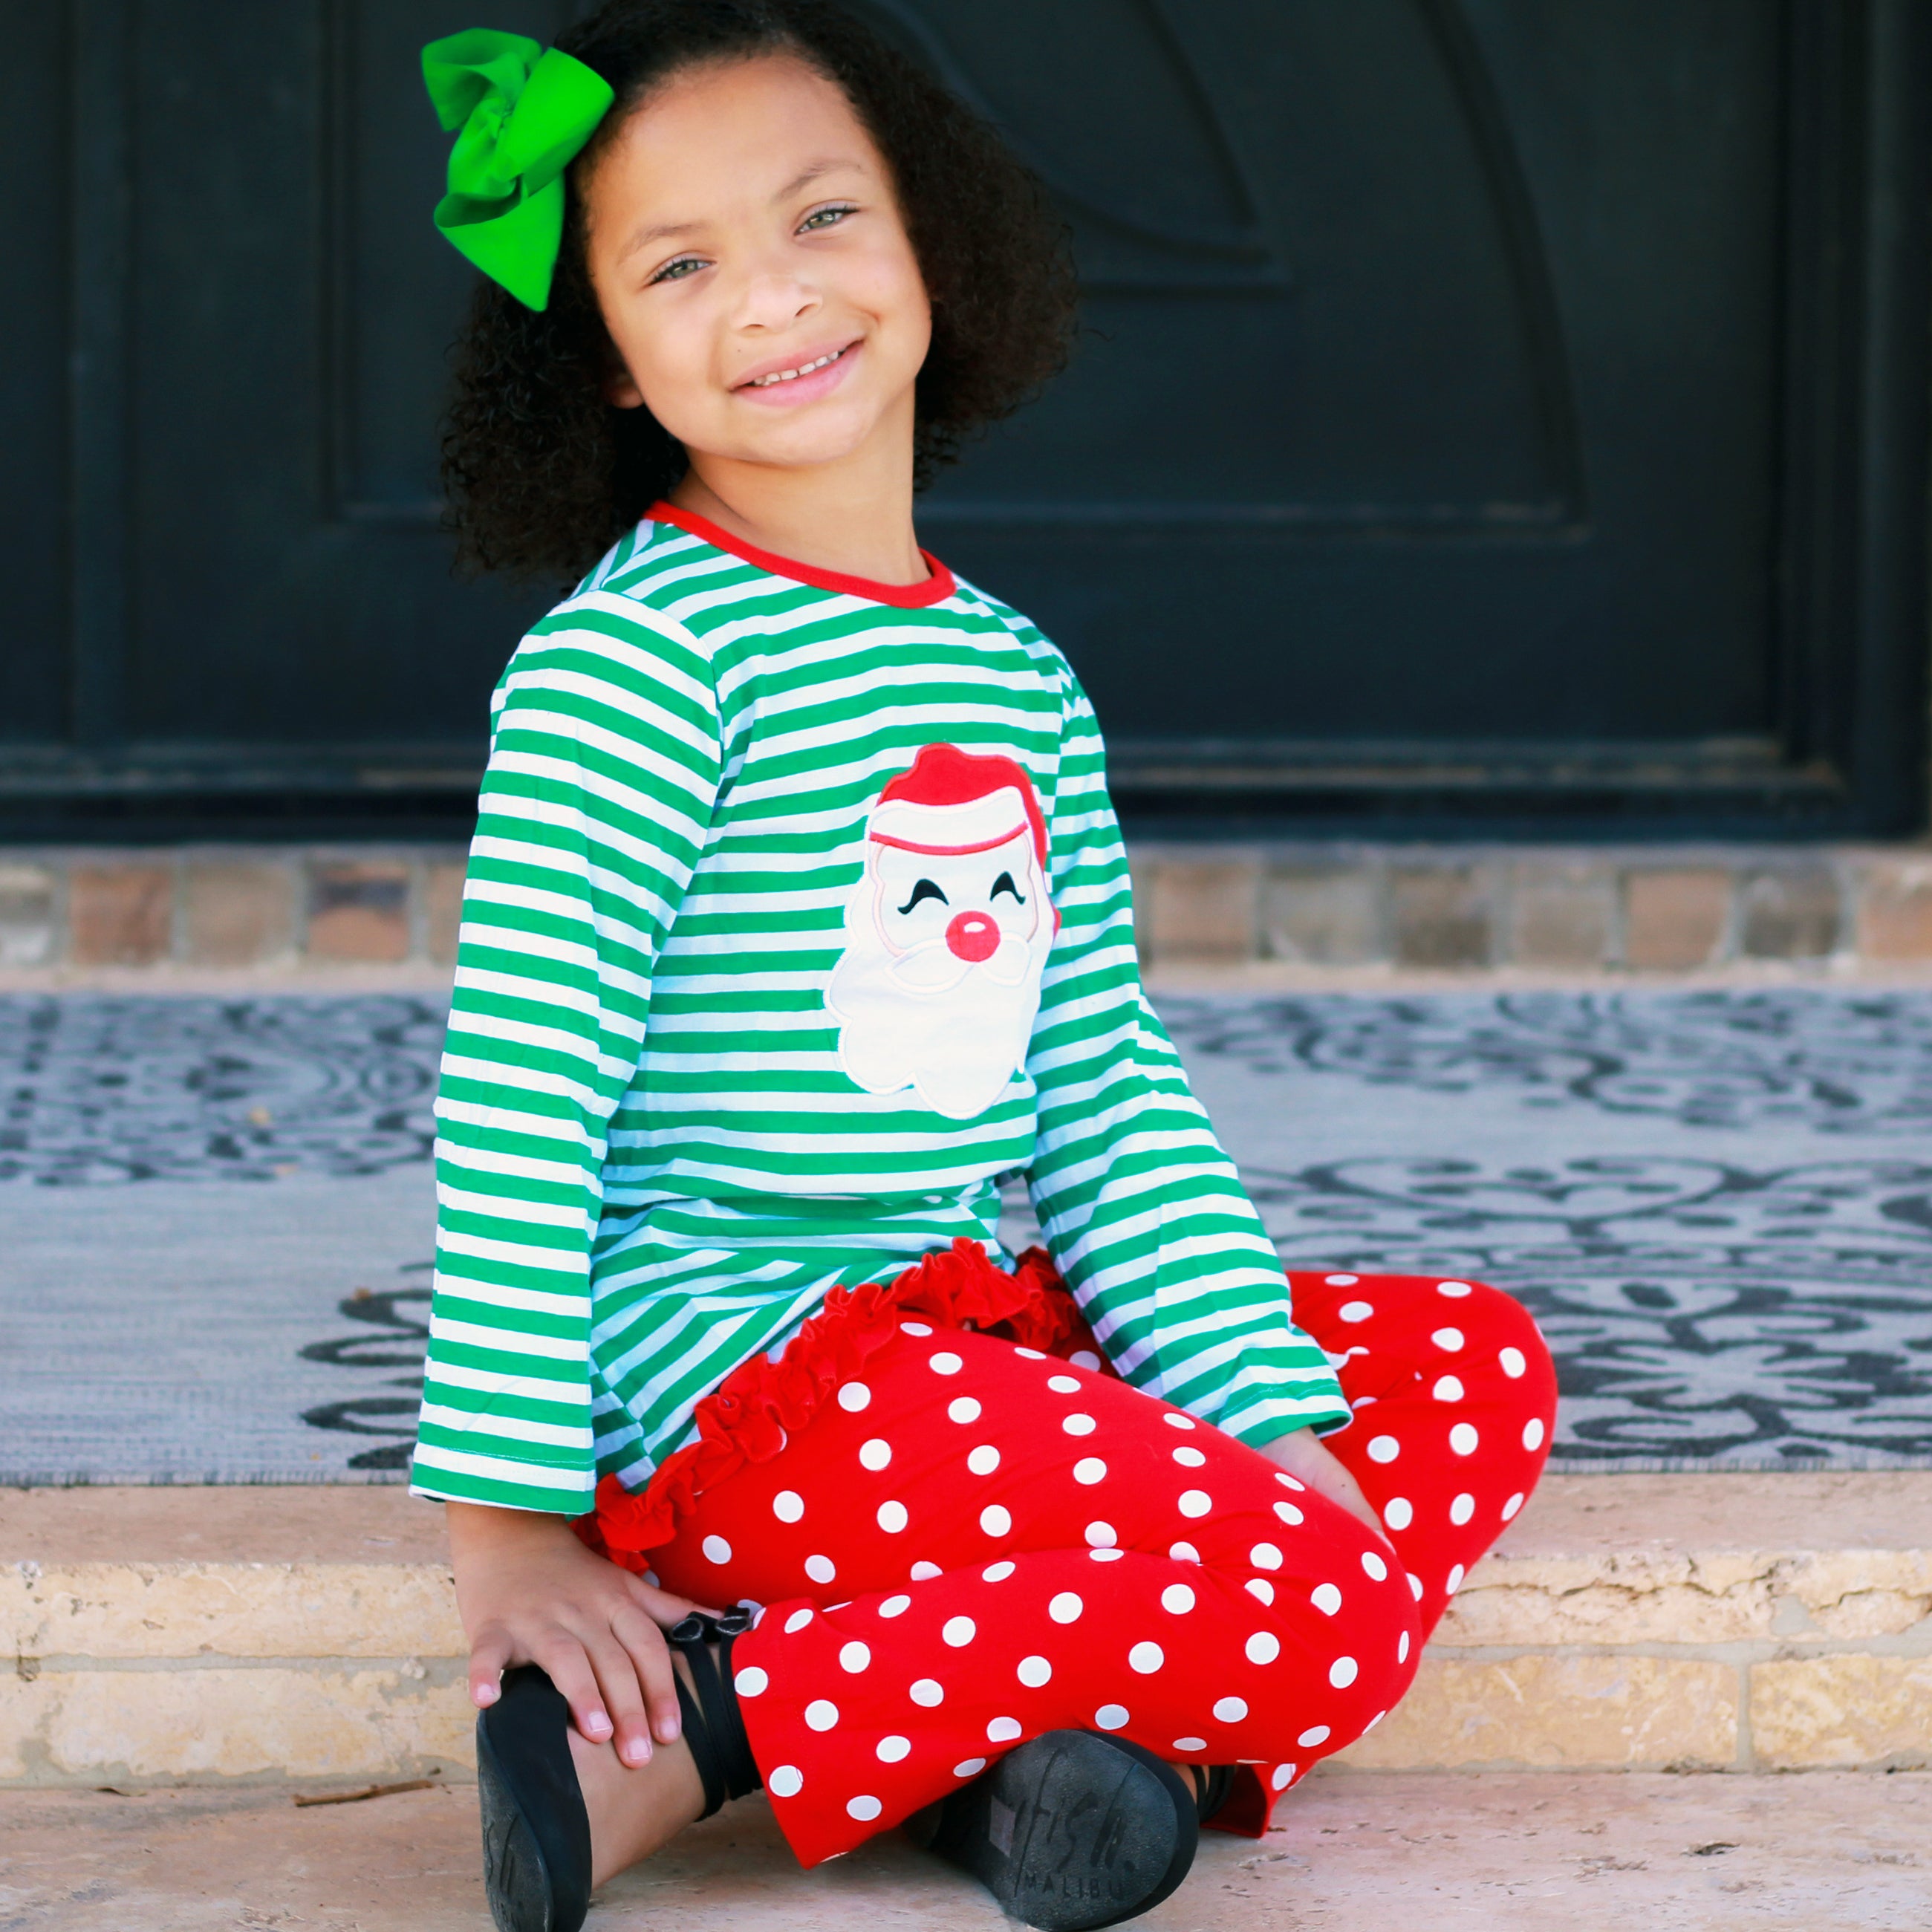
[648,500,956,608]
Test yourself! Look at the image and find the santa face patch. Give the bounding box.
[827,744,1057,1121]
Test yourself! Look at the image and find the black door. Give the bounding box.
[5,0,1927,838]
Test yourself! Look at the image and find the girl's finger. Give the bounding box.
[467,1626,515,1709]
[627,1572,708,1625]
[612,1603,684,1747]
[582,1629,655,1768]
[531,1635,614,1748]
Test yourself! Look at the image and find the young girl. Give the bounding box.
[414,7,1557,1929]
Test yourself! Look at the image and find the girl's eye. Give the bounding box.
[799,203,858,233]
[649,256,707,285]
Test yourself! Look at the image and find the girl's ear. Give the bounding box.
[605,362,646,410]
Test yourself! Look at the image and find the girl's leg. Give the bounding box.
[649,1323,1421,1868]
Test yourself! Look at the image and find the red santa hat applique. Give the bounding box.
[868,744,1050,865]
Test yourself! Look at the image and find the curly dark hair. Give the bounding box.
[440,0,1079,583]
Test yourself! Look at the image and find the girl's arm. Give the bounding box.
[412,582,723,1760]
[1024,673,1353,1451]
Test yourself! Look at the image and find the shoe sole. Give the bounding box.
[931,1730,1199,1931]
[475,1671,591,1932]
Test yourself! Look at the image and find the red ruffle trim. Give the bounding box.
[578,1240,1105,1572]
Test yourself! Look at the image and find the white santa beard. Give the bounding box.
[828,934,1046,1120]
[885,929,1032,993]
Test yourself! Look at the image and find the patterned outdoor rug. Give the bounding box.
[2,988,1928,1481]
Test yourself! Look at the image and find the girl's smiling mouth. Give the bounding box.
[734,339,862,403]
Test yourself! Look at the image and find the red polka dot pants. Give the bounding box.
[646,1272,1555,1868]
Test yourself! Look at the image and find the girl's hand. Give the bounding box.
[1258,1426,1391,1544]
[446,1501,718,1767]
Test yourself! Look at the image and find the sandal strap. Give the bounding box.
[1196,1763,1234,1823]
[668,1608,762,1819]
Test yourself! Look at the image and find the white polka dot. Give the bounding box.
[1246,1578,1275,1604]
[1408,1572,1423,1601]
[986,1716,1023,1743]
[901,1321,933,1336]
[1431,1327,1466,1352]
[1271,1763,1297,1791]
[838,1382,871,1413]
[1338,1300,1374,1323]
[953,1756,987,1776]
[1275,1500,1304,1526]
[878,1594,911,1619]
[784,1607,814,1633]
[910,1679,943,1707]
[876,1502,908,1535]
[1249,1542,1283,1570]
[1169,1541,1202,1564]
[876,1735,911,1763]
[1014,1347,1045,1362]
[1162,1412,1197,1431]
[1398,1630,1411,1662]
[909,1561,943,1581]
[1367,1434,1400,1464]
[1048,1375,1082,1393]
[929,1352,963,1376]
[1383,1497,1414,1531]
[1449,1492,1475,1526]
[1449,1422,1480,1456]
[1446,1564,1466,1594]
[980,1504,1012,1538]
[1084,1521,1116,1548]
[839,1641,871,1674]
[1090,1547,1124,1564]
[1275,1472,1306,1492]
[942,1616,976,1648]
[1062,1413,1096,1437]
[805,1553,837,1584]
[1161,1584,1196,1614]
[1502,1492,1525,1521]
[983,1560,1016,1581]
[847,1794,882,1822]
[1499,1347,1527,1379]
[1326,1273,1360,1286]
[1329,1656,1358,1688]
[734,1666,769,1697]
[1178,1489,1212,1518]
[1433,1375,1465,1402]
[947,1396,982,1425]
[770,1489,804,1523]
[702,1535,732,1565]
[1129,1642,1165,1674]
[1362,1552,1389,1581]
[1213,1697,1249,1723]
[1171,1445,1206,1467]
[1523,1417,1546,1451]
[1070,1350,1103,1370]
[1437,1281,1473,1297]
[1074,1457,1108,1486]
[1049,1592,1084,1624]
[1297,1724,1330,1748]
[768,1765,803,1798]
[859,1439,891,1471]
[1311,1584,1342,1616]
[1094,1704,1130,1731]
[1018,1655,1053,1687]
[967,1444,1001,1475]
[1246,1631,1281,1665]
[1174,1736,1209,1754]
[805,1700,839,1731]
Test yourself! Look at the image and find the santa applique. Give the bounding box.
[827,744,1058,1121]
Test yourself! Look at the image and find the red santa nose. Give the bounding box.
[945,911,1000,963]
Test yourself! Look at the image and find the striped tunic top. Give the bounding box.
[410,504,1347,1515]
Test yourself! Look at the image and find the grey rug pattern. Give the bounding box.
[2,989,1929,1481]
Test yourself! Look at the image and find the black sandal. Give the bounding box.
[909,1729,1200,1931]
[663,1606,764,1817]
[475,1665,593,1932]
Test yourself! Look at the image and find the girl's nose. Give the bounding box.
[735,273,821,332]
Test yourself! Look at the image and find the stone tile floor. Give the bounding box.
[4,1772,1928,1931]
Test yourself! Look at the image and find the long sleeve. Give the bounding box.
[1024,677,1350,1446]
[410,593,723,1512]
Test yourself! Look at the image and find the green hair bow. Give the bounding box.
[423,29,615,311]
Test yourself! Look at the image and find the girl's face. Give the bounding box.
[581,54,932,476]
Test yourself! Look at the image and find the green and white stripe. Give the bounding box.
[412,517,1347,1514]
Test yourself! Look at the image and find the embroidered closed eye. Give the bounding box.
[990,872,1024,904]
[897,879,948,914]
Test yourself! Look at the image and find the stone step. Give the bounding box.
[4,840,1930,975]
[4,1474,1928,1787]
